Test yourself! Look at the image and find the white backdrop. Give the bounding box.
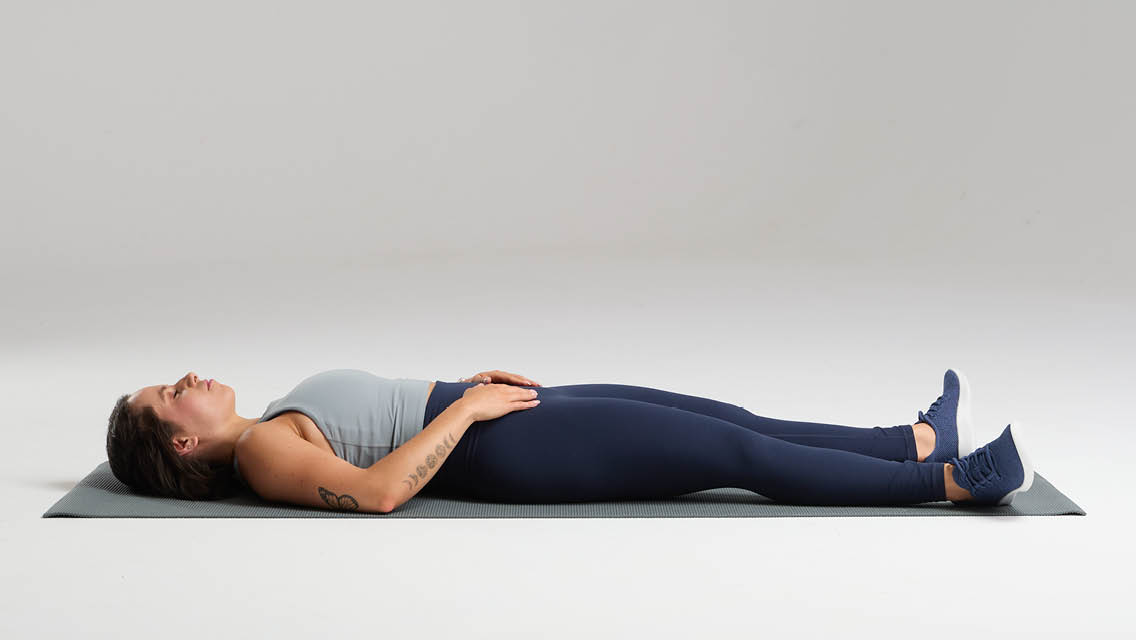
[2,1,1132,638]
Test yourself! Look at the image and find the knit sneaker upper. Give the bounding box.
[918,370,961,464]
[947,424,1028,506]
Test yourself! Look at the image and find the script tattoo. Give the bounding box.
[401,432,458,492]
[317,486,360,511]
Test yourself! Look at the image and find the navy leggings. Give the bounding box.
[419,381,948,505]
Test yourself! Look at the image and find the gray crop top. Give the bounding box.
[232,369,433,484]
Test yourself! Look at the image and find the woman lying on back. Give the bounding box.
[106,367,1034,513]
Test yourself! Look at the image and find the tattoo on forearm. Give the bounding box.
[401,432,458,492]
[318,487,360,511]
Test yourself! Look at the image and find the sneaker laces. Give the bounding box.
[954,445,999,490]
[917,394,945,426]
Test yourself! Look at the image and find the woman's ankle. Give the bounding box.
[944,463,973,501]
[913,422,936,462]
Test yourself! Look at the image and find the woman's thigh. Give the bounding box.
[540,383,749,419]
[467,395,751,503]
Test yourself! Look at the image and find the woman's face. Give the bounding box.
[127,371,234,453]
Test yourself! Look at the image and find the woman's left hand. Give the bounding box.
[458,370,542,387]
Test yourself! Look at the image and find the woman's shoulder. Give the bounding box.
[233,415,308,487]
[239,414,303,446]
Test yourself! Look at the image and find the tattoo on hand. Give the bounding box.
[317,487,360,511]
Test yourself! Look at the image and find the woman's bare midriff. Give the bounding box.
[268,381,437,456]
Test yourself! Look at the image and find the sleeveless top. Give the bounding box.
[232,369,433,484]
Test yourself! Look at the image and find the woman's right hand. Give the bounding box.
[459,382,541,422]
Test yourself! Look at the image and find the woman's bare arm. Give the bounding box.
[370,398,476,511]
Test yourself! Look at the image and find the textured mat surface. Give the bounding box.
[43,461,1086,518]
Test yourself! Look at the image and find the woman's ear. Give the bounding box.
[172,435,198,456]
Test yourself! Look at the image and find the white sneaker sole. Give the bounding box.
[997,421,1036,506]
[953,369,976,457]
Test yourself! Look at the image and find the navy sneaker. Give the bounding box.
[947,422,1035,506]
[917,369,976,464]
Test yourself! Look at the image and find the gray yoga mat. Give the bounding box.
[43,461,1085,518]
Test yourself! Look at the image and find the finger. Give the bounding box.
[509,372,539,386]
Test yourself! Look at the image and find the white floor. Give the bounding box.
[2,251,1130,639]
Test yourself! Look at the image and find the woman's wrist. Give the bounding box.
[447,397,477,423]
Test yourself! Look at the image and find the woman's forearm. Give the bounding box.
[369,398,476,512]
